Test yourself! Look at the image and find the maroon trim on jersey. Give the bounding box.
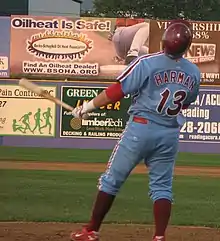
[117,52,163,83]
[105,82,124,102]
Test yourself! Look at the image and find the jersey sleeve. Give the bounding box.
[184,70,200,105]
[116,56,150,95]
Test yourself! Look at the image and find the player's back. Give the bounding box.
[128,53,200,127]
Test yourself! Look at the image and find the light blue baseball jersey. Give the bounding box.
[117,52,201,127]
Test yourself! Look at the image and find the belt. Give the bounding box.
[133,116,148,124]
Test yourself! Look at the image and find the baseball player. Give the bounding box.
[108,18,149,65]
[70,19,200,241]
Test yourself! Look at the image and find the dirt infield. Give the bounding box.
[1,161,220,177]
[1,222,220,241]
[1,160,220,241]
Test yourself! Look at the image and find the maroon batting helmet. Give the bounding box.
[162,19,193,58]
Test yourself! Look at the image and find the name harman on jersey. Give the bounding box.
[154,71,195,91]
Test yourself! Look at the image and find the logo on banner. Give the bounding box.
[0,56,8,70]
[12,108,53,135]
[70,117,82,130]
[184,43,216,63]
[27,31,93,61]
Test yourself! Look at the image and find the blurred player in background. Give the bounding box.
[108,18,150,65]
[70,19,200,241]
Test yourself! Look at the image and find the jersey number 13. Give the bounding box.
[157,88,187,116]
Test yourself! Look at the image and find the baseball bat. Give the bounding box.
[19,78,74,111]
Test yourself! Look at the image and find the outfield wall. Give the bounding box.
[0,16,220,153]
[0,79,220,153]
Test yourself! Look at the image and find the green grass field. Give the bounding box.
[1,146,220,228]
[1,169,220,227]
[1,146,220,166]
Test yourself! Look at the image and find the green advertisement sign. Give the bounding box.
[60,86,131,139]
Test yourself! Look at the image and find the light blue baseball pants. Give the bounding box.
[98,116,179,202]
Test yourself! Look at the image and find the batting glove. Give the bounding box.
[72,102,89,119]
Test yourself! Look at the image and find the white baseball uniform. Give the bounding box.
[112,22,149,59]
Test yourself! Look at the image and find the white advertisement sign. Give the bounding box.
[0,84,56,136]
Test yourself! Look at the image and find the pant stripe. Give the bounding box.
[97,121,130,190]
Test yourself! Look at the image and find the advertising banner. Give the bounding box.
[0,17,11,78]
[10,16,149,80]
[60,85,131,139]
[179,86,220,143]
[0,84,56,136]
[149,20,220,85]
